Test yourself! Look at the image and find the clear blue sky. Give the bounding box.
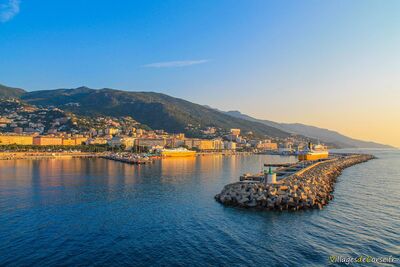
[1,0,399,146]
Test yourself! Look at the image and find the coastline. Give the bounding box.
[0,151,100,160]
[215,154,375,211]
[0,150,256,161]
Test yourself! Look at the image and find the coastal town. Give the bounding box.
[1,1,398,266]
[0,98,312,156]
[1,94,376,213]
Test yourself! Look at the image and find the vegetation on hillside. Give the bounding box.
[0,84,26,98]
[20,87,291,138]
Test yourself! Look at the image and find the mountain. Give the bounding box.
[20,87,291,138]
[3,83,391,148]
[225,110,393,149]
[0,84,26,98]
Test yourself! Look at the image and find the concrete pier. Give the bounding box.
[215,154,375,211]
[101,153,153,165]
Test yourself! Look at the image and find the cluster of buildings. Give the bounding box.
[0,99,69,134]
[0,99,143,136]
[102,128,310,153]
[90,128,239,151]
[0,134,88,146]
[0,128,311,154]
[0,99,310,153]
[0,127,283,153]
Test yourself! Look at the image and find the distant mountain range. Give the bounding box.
[0,84,290,138]
[0,83,393,148]
[225,110,393,149]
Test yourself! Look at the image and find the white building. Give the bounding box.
[108,136,135,150]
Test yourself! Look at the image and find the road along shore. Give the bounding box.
[0,152,99,160]
[215,154,375,211]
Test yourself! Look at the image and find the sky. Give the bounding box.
[0,0,399,147]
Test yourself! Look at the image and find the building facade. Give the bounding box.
[33,136,63,146]
[0,135,34,145]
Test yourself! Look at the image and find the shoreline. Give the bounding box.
[215,154,375,211]
[0,150,256,161]
[0,151,100,160]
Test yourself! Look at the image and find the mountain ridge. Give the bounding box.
[0,84,26,98]
[0,83,393,148]
[225,110,393,149]
[18,86,291,138]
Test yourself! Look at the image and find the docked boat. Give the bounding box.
[161,147,196,157]
[298,142,329,161]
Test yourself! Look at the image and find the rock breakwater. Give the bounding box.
[215,154,375,211]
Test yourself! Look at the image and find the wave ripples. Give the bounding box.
[0,151,399,266]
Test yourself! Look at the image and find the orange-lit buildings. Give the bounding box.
[184,139,225,151]
[86,137,108,145]
[62,138,76,146]
[136,138,168,148]
[0,134,89,146]
[230,128,241,136]
[0,135,34,145]
[227,128,241,141]
[32,136,88,146]
[105,128,119,135]
[33,136,63,146]
[0,117,11,124]
[197,140,214,150]
[74,137,88,145]
[256,142,278,150]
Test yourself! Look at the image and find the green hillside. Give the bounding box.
[21,87,291,138]
[0,84,26,98]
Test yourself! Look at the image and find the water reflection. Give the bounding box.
[0,155,297,188]
[0,152,398,266]
[0,155,297,209]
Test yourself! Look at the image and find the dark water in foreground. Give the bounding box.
[0,150,399,266]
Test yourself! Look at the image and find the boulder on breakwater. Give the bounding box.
[215,154,375,211]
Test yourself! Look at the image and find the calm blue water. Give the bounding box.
[0,150,399,266]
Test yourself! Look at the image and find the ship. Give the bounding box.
[161,147,196,157]
[298,142,329,161]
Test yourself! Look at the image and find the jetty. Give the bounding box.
[101,153,153,165]
[215,154,375,211]
[240,160,320,182]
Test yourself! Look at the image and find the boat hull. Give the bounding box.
[298,152,329,161]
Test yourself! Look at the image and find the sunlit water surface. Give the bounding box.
[0,150,399,266]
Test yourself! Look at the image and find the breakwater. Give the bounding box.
[101,153,153,164]
[215,154,375,211]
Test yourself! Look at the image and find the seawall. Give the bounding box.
[0,152,99,160]
[215,154,375,211]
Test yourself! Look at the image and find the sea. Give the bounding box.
[0,149,399,266]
